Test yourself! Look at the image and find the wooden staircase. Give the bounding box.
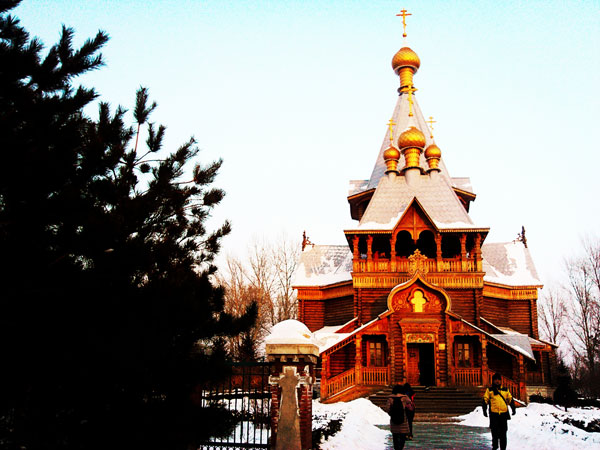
[369,386,485,415]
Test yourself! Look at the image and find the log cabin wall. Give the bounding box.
[301,298,325,332]
[357,288,389,324]
[445,288,479,323]
[325,295,354,326]
[481,296,509,327]
[329,344,355,377]
[507,298,534,336]
[487,344,514,378]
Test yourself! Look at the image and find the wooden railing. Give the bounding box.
[362,366,389,385]
[454,368,482,386]
[354,257,475,273]
[322,368,355,399]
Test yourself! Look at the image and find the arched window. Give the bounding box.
[417,230,436,258]
[372,235,391,258]
[441,234,461,258]
[395,230,415,257]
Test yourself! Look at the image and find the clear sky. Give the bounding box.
[14,0,600,287]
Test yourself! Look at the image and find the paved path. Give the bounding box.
[381,421,491,450]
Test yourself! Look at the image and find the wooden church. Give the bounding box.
[294,14,557,404]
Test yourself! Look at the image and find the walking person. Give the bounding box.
[386,384,411,450]
[402,383,416,440]
[482,372,516,450]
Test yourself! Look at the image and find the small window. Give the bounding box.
[369,341,385,367]
[457,342,471,367]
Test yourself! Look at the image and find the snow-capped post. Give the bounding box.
[266,320,319,450]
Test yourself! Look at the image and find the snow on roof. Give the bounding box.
[265,319,317,345]
[451,177,474,193]
[491,333,535,360]
[348,180,369,197]
[482,241,542,287]
[346,173,482,232]
[294,244,352,287]
[313,327,352,353]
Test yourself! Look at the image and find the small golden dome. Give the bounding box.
[425,143,441,159]
[398,126,426,149]
[383,146,400,161]
[392,46,421,74]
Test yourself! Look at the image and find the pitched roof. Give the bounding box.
[482,241,542,287]
[293,244,352,287]
[366,93,452,190]
[346,171,485,232]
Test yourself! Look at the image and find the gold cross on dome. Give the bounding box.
[427,116,437,138]
[396,9,412,38]
[406,85,417,117]
[387,118,397,142]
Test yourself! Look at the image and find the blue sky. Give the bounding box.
[14,0,600,285]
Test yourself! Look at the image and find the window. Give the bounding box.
[457,342,471,367]
[369,341,385,367]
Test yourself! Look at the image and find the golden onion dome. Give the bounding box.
[398,126,426,149]
[391,46,421,74]
[425,143,441,159]
[383,146,400,161]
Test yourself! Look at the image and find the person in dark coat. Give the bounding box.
[402,383,416,440]
[386,385,411,450]
[482,373,516,450]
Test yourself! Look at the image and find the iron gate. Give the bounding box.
[199,361,272,449]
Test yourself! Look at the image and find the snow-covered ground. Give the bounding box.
[313,398,600,450]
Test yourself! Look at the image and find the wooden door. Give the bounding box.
[407,343,420,385]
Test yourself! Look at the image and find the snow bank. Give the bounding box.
[458,403,600,449]
[264,319,315,345]
[313,398,389,450]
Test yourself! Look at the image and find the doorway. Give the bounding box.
[407,343,435,386]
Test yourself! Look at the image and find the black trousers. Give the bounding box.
[392,433,406,450]
[489,412,508,450]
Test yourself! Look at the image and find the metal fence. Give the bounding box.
[199,361,272,450]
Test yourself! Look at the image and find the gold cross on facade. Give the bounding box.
[427,116,437,138]
[387,118,396,142]
[396,9,412,38]
[410,290,427,313]
[406,85,417,117]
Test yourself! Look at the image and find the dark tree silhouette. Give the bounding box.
[0,2,255,449]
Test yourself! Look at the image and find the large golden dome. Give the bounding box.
[392,46,421,74]
[398,126,426,149]
[425,143,441,159]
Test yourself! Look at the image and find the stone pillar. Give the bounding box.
[266,320,319,450]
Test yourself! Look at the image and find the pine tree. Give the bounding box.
[0,2,255,448]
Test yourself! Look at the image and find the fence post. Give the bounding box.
[266,320,319,450]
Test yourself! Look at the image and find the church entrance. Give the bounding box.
[407,343,435,386]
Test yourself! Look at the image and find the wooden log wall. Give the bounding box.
[357,288,389,324]
[329,344,355,377]
[507,299,533,336]
[445,288,478,323]
[325,295,354,326]
[301,299,325,332]
[481,296,509,327]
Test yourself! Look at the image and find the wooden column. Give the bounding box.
[481,337,489,386]
[352,235,360,272]
[355,336,363,385]
[435,233,443,272]
[366,235,373,272]
[474,233,482,272]
[390,233,397,272]
[460,233,467,272]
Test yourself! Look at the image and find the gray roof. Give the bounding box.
[346,171,483,231]
[366,92,452,191]
[482,241,542,286]
[293,245,353,287]
[490,333,535,360]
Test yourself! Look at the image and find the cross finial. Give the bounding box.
[426,116,437,138]
[396,9,412,38]
[387,118,397,142]
[406,85,417,117]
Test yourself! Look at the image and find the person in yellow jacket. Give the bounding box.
[482,372,516,450]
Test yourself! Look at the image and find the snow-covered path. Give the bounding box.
[313,398,600,450]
